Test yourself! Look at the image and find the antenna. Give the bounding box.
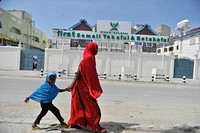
[176,19,190,35]
[176,19,190,54]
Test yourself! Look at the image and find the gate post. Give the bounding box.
[151,75,155,81]
[166,75,169,82]
[183,76,186,83]
[40,69,44,76]
[134,74,137,81]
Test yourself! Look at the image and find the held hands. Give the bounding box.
[66,84,73,92]
[66,87,72,92]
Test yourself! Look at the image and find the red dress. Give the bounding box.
[68,42,103,131]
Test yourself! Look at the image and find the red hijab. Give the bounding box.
[79,42,103,99]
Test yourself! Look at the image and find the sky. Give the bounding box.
[1,0,200,37]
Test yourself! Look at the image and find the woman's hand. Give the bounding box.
[67,84,73,92]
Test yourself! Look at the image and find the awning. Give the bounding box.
[0,34,12,40]
[0,34,17,42]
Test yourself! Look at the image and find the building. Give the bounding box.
[155,24,171,37]
[157,27,200,59]
[0,8,48,50]
[52,19,168,53]
[157,27,200,79]
[46,19,173,79]
[0,8,48,71]
[132,24,159,53]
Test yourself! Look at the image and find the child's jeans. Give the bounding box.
[34,102,64,124]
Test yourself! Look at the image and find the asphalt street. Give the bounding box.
[0,76,200,133]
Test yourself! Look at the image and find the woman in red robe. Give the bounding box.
[67,42,107,133]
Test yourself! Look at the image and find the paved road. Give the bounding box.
[0,77,200,133]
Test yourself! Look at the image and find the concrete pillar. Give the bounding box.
[137,55,142,78]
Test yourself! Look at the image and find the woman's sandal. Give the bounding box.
[95,128,107,133]
[70,124,82,129]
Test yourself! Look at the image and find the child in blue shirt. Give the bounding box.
[24,72,71,130]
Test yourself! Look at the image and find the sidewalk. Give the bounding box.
[0,69,200,86]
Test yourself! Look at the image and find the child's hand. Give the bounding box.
[66,87,72,92]
[24,97,30,103]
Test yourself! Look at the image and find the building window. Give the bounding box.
[169,46,174,51]
[157,49,161,53]
[10,27,21,35]
[190,38,196,45]
[85,39,91,44]
[146,43,153,47]
[73,39,79,42]
[135,42,142,46]
[176,45,179,50]
[43,40,46,44]
[34,37,40,43]
[164,48,167,52]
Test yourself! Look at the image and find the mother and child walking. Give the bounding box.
[24,42,107,133]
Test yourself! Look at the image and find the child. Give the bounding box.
[24,72,71,130]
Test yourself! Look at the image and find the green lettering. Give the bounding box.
[72,32,75,37]
[57,30,62,36]
[137,36,140,41]
[67,32,71,37]
[103,34,107,39]
[96,34,100,39]
[86,34,91,38]
[141,37,145,41]
[63,32,67,37]
[131,36,135,41]
[120,35,123,40]
[112,35,115,40]
[77,33,80,37]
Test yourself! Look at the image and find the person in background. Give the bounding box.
[24,72,71,130]
[67,42,107,133]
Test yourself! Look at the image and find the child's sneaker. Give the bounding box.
[32,123,41,130]
[59,123,70,128]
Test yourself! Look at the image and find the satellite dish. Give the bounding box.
[176,19,190,32]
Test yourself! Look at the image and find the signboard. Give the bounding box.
[53,29,169,43]
[97,20,131,34]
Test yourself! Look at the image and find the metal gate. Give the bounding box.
[173,58,194,79]
[20,48,44,70]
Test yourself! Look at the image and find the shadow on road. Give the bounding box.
[61,121,140,133]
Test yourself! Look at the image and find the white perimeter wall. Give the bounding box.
[44,48,175,79]
[0,46,21,70]
[194,59,200,80]
[1,47,199,79]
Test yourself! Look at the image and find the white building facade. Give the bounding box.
[157,27,200,79]
[46,20,173,79]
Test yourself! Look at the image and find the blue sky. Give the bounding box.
[1,0,200,37]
